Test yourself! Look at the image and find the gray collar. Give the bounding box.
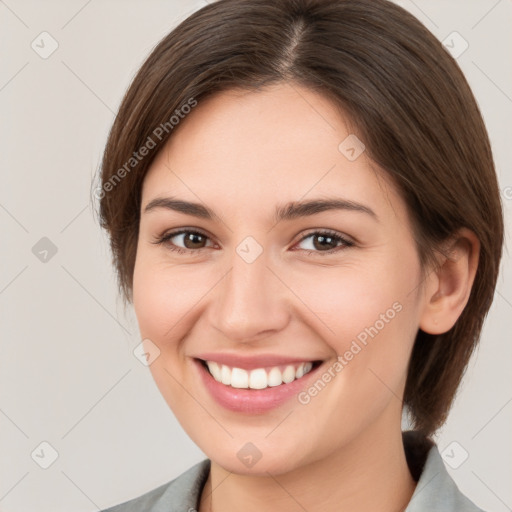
[403,432,483,511]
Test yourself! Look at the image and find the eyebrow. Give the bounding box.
[143,196,378,223]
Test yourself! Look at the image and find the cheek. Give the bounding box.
[132,257,205,412]
[292,261,417,349]
[291,251,421,398]
[133,255,205,339]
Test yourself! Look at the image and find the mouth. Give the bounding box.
[198,358,323,390]
[194,356,325,413]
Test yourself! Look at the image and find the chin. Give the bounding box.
[198,437,314,477]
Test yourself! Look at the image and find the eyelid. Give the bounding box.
[152,227,214,249]
[295,228,354,245]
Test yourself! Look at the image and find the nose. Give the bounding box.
[208,248,290,343]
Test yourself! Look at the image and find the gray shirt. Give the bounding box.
[101,431,485,511]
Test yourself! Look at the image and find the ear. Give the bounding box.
[419,228,480,335]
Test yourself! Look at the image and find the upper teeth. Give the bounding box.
[205,361,314,389]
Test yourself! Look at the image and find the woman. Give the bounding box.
[96,0,504,510]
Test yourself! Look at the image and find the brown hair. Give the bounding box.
[96,0,504,437]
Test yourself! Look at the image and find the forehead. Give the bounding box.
[141,83,405,226]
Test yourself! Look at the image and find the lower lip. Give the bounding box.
[195,359,323,413]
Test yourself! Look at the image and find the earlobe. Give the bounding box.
[419,228,480,335]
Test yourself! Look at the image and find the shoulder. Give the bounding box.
[403,431,486,512]
[100,458,210,512]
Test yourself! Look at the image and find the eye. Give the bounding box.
[152,228,354,256]
[152,229,214,254]
[294,230,354,255]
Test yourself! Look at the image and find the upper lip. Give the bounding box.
[194,352,322,370]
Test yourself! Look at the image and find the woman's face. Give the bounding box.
[133,83,429,475]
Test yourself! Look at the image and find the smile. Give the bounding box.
[194,353,325,413]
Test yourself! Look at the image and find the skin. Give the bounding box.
[132,82,479,512]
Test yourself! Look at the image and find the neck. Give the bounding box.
[199,423,417,512]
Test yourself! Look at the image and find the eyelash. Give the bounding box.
[152,228,354,256]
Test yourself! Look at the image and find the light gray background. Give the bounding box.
[0,1,511,511]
